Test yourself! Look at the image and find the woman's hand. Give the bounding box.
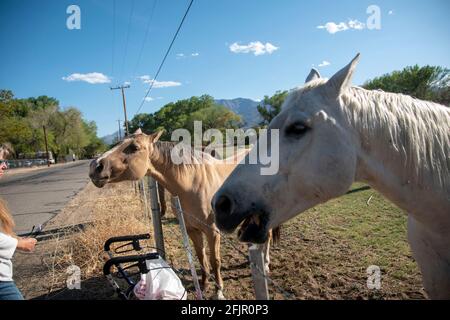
[16,237,37,252]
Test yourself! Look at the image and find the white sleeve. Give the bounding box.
[0,232,18,260]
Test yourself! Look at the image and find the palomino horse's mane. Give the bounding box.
[290,79,450,190]
[151,141,225,179]
[154,141,218,165]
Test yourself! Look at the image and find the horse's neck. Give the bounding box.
[344,91,450,219]
[147,148,190,196]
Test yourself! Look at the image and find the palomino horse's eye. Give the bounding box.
[123,144,140,154]
[285,122,310,138]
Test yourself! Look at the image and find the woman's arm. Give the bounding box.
[16,237,37,252]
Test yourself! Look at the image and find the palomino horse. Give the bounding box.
[89,131,279,299]
[213,54,450,299]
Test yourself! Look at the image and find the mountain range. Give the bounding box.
[214,98,262,128]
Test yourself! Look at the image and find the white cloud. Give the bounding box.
[348,19,365,30]
[124,81,131,86]
[143,96,164,102]
[176,52,199,59]
[318,60,331,67]
[139,75,181,88]
[388,10,394,15]
[229,41,279,56]
[62,72,111,84]
[317,19,366,34]
[317,22,348,34]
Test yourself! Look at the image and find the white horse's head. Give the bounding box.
[213,54,361,243]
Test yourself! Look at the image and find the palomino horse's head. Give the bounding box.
[89,129,163,188]
[213,54,361,243]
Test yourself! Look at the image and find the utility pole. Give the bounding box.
[117,119,122,141]
[43,125,50,167]
[110,84,130,136]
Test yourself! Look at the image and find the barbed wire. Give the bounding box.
[139,180,294,300]
[176,206,295,300]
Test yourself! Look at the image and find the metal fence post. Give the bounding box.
[249,244,270,300]
[171,196,203,300]
[148,177,165,259]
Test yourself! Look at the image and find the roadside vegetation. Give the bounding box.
[0,89,107,160]
[127,95,242,141]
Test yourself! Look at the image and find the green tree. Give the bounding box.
[1,90,107,160]
[0,90,14,103]
[187,105,242,132]
[128,95,242,142]
[154,95,218,139]
[26,96,59,110]
[257,90,288,126]
[363,65,449,105]
[82,121,108,158]
[0,117,34,154]
[128,113,156,134]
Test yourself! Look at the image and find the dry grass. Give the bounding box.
[42,182,152,296]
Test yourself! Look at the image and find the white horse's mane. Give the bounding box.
[290,79,450,190]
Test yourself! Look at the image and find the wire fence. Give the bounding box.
[136,176,294,300]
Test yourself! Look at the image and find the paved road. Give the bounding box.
[0,160,91,234]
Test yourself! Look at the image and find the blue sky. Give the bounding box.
[1,0,449,137]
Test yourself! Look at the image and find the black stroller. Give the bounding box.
[103,233,179,300]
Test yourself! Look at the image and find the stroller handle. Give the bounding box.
[104,233,150,252]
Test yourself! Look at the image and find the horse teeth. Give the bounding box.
[252,214,260,226]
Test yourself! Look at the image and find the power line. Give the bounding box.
[134,0,194,116]
[111,0,116,78]
[119,0,136,84]
[132,0,159,78]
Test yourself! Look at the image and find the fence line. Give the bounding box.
[249,245,270,300]
[147,177,166,260]
[138,177,293,300]
[176,206,294,300]
[171,196,203,300]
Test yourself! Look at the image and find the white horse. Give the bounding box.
[212,54,450,299]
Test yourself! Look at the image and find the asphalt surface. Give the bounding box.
[0,160,91,234]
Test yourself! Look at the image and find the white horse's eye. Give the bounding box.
[285,122,310,137]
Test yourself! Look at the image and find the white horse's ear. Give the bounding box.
[134,128,143,134]
[305,68,321,83]
[326,53,360,95]
[149,130,163,143]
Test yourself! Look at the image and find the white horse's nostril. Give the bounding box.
[215,194,234,216]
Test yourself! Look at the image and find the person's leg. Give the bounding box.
[0,281,24,300]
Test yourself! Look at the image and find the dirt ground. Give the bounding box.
[13,180,426,300]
